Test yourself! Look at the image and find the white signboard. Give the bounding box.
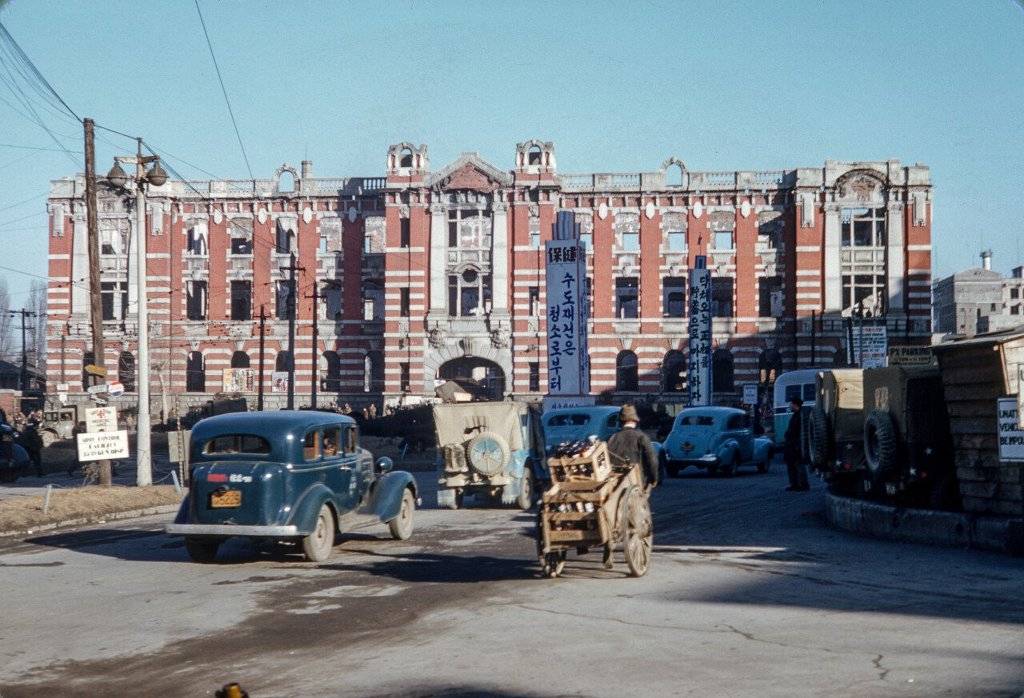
[223,368,255,393]
[86,384,108,395]
[76,430,130,462]
[998,398,1024,462]
[687,258,712,406]
[107,381,124,396]
[850,322,888,369]
[545,237,590,397]
[887,345,934,367]
[742,383,758,406]
[542,395,597,413]
[85,406,118,433]
[271,371,289,394]
[168,429,191,464]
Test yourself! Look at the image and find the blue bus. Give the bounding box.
[772,369,821,447]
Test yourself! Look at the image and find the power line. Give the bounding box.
[0,142,67,152]
[0,21,80,122]
[193,0,254,181]
[0,191,46,213]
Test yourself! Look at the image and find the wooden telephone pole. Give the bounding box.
[305,287,321,409]
[282,254,304,410]
[83,117,111,486]
[257,305,266,411]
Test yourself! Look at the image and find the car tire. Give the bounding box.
[720,453,737,477]
[302,504,335,562]
[184,537,220,563]
[808,408,831,470]
[863,410,898,480]
[517,470,534,511]
[465,431,510,477]
[388,489,415,540]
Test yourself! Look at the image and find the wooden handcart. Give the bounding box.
[537,442,653,578]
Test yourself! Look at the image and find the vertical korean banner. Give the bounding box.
[545,238,589,397]
[687,256,712,406]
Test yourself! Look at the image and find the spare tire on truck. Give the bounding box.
[808,407,832,470]
[465,431,510,478]
[863,410,898,485]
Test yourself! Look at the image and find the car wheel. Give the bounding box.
[756,459,769,474]
[706,465,718,477]
[721,454,737,477]
[517,470,534,511]
[302,504,335,562]
[184,537,220,563]
[388,489,415,540]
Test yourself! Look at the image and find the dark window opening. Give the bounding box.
[663,277,686,318]
[118,351,136,392]
[399,362,411,392]
[758,277,783,317]
[275,351,293,373]
[528,362,540,392]
[663,350,686,392]
[400,218,411,248]
[712,349,734,392]
[186,351,205,392]
[230,351,250,368]
[400,287,411,316]
[616,278,639,319]
[616,351,639,392]
[399,148,413,168]
[711,278,734,318]
[186,281,207,321]
[322,351,341,392]
[230,280,251,321]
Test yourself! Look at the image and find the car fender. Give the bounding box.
[716,438,740,464]
[289,483,337,534]
[370,470,417,523]
[753,437,774,463]
[171,495,191,525]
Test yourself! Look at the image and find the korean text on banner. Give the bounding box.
[545,239,590,396]
[687,258,712,406]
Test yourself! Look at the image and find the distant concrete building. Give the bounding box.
[933,251,1024,336]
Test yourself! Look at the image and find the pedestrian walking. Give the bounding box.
[784,397,809,491]
[607,404,660,490]
[22,416,44,477]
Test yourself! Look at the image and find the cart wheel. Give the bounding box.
[621,487,652,577]
[541,551,566,578]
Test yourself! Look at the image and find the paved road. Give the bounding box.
[1,463,1022,697]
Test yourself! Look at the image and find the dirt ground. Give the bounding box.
[0,485,182,532]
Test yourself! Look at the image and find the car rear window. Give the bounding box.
[679,415,715,426]
[203,434,271,455]
[548,414,590,427]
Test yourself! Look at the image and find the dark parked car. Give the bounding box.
[0,424,30,483]
[166,411,418,562]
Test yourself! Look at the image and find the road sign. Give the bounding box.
[85,406,118,433]
[742,383,758,406]
[107,381,125,396]
[997,398,1024,462]
[84,364,107,377]
[76,430,129,462]
[86,384,108,395]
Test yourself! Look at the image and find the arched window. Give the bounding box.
[666,162,685,187]
[528,145,543,166]
[616,351,639,392]
[712,349,735,393]
[399,148,413,168]
[118,351,136,392]
[230,351,250,368]
[275,351,293,373]
[278,170,295,193]
[186,351,206,392]
[82,350,95,391]
[321,351,341,392]
[662,350,686,393]
[364,351,384,393]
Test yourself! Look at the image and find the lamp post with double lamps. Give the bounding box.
[106,139,167,486]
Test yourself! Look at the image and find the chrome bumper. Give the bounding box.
[165,523,301,537]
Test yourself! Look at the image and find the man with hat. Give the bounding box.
[607,404,660,490]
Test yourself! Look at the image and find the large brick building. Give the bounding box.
[44,143,933,414]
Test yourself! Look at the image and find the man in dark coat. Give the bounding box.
[607,404,660,489]
[22,417,44,477]
[784,398,809,491]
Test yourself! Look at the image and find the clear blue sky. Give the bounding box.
[1,0,1023,305]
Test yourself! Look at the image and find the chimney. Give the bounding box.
[981,249,992,271]
[301,160,313,180]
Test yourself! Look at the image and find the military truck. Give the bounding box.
[807,369,865,494]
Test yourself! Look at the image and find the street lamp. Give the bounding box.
[106,139,166,487]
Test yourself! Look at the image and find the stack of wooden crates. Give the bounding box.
[933,329,1024,517]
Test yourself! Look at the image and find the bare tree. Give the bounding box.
[0,277,11,361]
[28,279,46,372]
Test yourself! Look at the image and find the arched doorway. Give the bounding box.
[438,357,505,401]
[712,348,735,393]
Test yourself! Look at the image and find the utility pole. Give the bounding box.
[83,117,111,487]
[283,253,303,410]
[5,309,38,393]
[257,304,265,411]
[306,286,320,409]
[133,138,152,486]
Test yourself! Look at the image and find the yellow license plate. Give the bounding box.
[210,489,242,508]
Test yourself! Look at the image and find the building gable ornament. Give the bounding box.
[428,325,447,349]
[836,170,886,203]
[439,163,500,193]
[489,323,511,349]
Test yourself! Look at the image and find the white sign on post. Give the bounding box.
[687,257,712,406]
[85,406,118,433]
[76,430,130,462]
[850,322,888,368]
[742,383,758,406]
[545,237,589,398]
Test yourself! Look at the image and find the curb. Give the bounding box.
[825,493,1024,556]
[0,503,181,540]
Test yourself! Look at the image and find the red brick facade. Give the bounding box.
[44,145,932,414]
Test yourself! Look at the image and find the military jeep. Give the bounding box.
[808,369,865,492]
[433,402,546,510]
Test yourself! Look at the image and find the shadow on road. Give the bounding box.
[320,549,537,583]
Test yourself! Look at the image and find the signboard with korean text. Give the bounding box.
[848,321,888,369]
[85,406,118,433]
[687,257,712,406]
[542,395,597,413]
[222,368,256,393]
[997,397,1024,462]
[544,214,590,399]
[76,430,130,462]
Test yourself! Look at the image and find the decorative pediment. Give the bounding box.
[835,169,887,203]
[429,153,512,192]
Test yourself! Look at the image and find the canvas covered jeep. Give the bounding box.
[433,401,546,510]
[808,369,865,490]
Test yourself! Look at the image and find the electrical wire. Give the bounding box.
[0,142,68,152]
[0,191,46,213]
[193,0,254,181]
[0,21,80,122]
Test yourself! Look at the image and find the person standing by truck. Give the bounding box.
[784,398,809,491]
[607,404,660,490]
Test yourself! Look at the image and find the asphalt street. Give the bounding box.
[0,462,1022,697]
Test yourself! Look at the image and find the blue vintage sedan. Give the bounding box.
[662,406,774,477]
[166,411,418,563]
